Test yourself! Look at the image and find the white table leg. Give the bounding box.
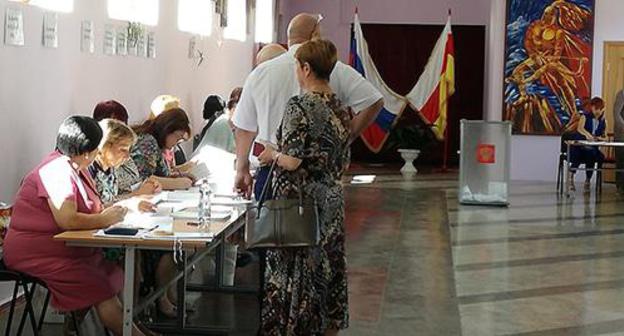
[123,246,135,336]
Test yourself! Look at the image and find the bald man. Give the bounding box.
[255,43,287,65]
[233,12,384,199]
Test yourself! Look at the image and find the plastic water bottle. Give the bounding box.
[198,179,212,229]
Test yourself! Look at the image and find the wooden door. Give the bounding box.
[601,42,624,182]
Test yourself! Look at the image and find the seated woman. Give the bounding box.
[3,116,150,335]
[192,95,226,151]
[130,108,194,315]
[90,118,176,318]
[569,97,607,191]
[149,95,189,168]
[193,90,241,154]
[131,108,195,190]
[90,118,160,204]
[92,100,160,195]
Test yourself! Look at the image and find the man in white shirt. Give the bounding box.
[233,13,384,198]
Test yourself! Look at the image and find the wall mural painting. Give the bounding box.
[503,0,594,135]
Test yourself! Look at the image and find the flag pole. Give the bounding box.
[442,121,449,172]
[441,7,452,173]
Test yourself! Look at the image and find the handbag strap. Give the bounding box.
[256,157,307,210]
[256,160,278,208]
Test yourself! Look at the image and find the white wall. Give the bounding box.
[591,0,624,97]
[0,0,254,201]
[484,0,623,182]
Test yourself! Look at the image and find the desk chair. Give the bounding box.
[0,260,102,336]
[596,133,616,194]
[556,132,576,194]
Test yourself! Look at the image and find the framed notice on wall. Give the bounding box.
[42,12,58,48]
[116,27,127,56]
[137,34,147,57]
[147,31,156,58]
[4,7,24,46]
[103,24,116,55]
[81,20,95,53]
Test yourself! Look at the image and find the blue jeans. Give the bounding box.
[254,165,272,201]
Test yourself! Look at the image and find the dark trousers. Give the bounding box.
[570,146,604,180]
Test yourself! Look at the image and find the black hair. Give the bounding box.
[56,116,103,156]
[203,95,226,120]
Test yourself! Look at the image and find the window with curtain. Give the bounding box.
[107,0,159,26]
[254,0,274,43]
[177,0,214,36]
[223,0,246,41]
[9,0,74,12]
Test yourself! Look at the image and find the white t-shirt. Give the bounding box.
[233,44,383,145]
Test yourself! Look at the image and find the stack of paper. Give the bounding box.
[116,212,173,230]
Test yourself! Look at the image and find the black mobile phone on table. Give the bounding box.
[104,227,139,236]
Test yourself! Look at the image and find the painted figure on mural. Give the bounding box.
[503,0,594,135]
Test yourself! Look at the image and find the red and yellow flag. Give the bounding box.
[406,17,455,140]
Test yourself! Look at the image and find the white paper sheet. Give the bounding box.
[116,213,173,230]
[5,8,24,46]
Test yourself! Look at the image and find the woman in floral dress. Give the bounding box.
[258,39,351,335]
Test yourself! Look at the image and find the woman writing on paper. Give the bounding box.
[568,97,607,191]
[3,116,154,335]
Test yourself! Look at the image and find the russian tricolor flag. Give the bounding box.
[350,12,407,153]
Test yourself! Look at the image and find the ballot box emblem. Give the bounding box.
[477,144,495,164]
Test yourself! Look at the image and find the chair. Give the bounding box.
[556,132,576,194]
[596,133,616,194]
[0,261,50,336]
[1,261,88,336]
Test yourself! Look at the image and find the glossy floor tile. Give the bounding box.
[4,172,624,335]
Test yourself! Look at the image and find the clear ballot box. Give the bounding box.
[458,120,511,206]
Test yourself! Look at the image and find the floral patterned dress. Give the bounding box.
[116,159,143,195]
[88,160,119,204]
[88,160,125,262]
[261,92,351,335]
[131,133,171,179]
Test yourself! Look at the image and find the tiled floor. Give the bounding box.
[5,172,624,335]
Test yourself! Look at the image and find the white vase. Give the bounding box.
[398,149,420,175]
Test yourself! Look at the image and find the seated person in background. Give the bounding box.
[93,100,148,195]
[149,95,180,120]
[149,95,189,167]
[193,95,226,151]
[227,87,243,129]
[3,116,153,335]
[131,108,195,190]
[93,100,130,124]
[91,119,177,319]
[193,94,238,153]
[89,119,159,208]
[568,97,607,191]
